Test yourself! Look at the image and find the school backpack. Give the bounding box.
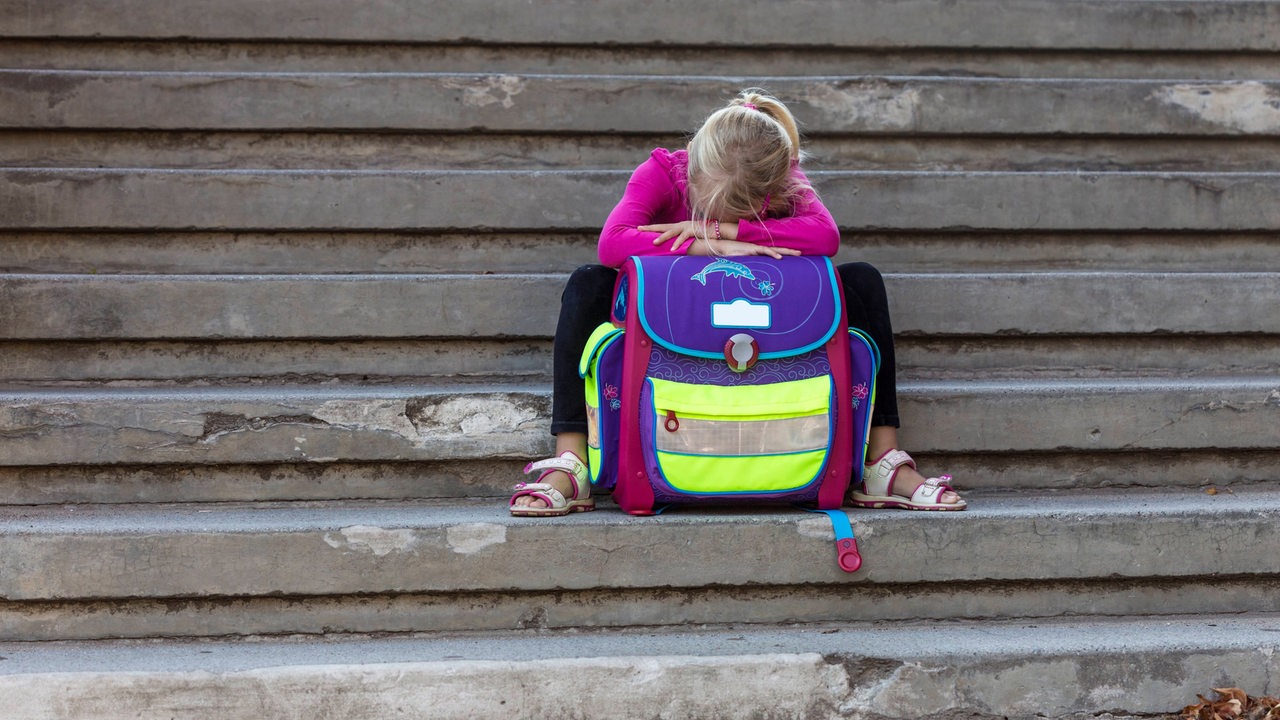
[579,255,879,571]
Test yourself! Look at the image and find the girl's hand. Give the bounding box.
[687,237,800,260]
[640,221,709,254]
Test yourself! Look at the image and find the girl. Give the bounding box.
[510,88,965,516]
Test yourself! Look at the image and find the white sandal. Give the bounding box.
[848,449,966,511]
[509,451,595,517]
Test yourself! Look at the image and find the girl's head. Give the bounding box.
[686,88,809,226]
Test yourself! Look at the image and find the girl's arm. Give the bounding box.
[597,157,683,268]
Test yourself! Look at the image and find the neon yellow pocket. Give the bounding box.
[647,376,833,495]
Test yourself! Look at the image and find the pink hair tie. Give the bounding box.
[741,103,758,111]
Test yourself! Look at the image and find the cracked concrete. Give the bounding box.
[800,79,920,132]
[1,618,1278,719]
[1,377,1277,467]
[199,412,329,443]
[322,525,419,557]
[0,489,1276,601]
[442,74,526,109]
[1155,82,1280,134]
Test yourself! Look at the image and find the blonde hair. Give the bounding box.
[686,88,811,235]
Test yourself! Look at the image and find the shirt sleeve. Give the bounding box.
[597,156,685,268]
[734,168,840,257]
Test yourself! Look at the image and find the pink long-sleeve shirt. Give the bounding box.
[597,148,840,268]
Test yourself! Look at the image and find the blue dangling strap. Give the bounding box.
[801,507,862,573]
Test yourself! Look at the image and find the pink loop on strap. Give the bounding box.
[836,538,862,573]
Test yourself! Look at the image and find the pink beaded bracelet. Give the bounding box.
[712,219,721,241]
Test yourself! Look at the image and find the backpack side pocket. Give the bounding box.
[580,322,625,489]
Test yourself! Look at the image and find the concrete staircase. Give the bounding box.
[2,2,1279,718]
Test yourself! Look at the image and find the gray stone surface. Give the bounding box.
[4,271,1276,339]
[0,273,564,339]
[1,449,1276,507]
[6,169,1280,231]
[0,459,523,506]
[9,132,1280,174]
[4,573,1279,643]
[0,338,555,383]
[0,385,552,465]
[1,378,1277,466]
[5,0,1279,50]
[7,231,1280,275]
[1,489,1276,601]
[6,335,1280,386]
[0,617,1277,719]
[6,72,1280,135]
[5,40,1280,82]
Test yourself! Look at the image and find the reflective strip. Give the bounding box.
[649,375,831,419]
[656,450,828,493]
[655,413,830,457]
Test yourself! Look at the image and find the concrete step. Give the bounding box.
[5,335,1280,387]
[6,231,1280,275]
[8,131,1280,174]
[0,338,555,384]
[1,373,1278,480]
[7,0,1278,51]
[6,72,1280,136]
[0,489,1277,639]
[6,169,1280,232]
[7,329,1280,381]
[3,272,1277,339]
[2,448,1277,507]
[6,40,1280,81]
[2,616,1279,719]
[0,459,528,506]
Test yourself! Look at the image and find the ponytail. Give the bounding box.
[730,88,803,162]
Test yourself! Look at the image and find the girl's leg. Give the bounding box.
[515,264,618,510]
[837,262,960,505]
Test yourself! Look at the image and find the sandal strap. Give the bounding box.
[524,451,588,480]
[911,477,955,504]
[509,482,567,509]
[861,449,917,496]
[873,449,916,473]
[522,451,590,500]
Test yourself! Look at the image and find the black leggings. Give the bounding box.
[550,262,900,435]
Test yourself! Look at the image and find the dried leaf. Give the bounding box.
[1215,688,1249,705]
[1181,689,1280,720]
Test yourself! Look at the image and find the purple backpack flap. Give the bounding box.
[602,255,878,520]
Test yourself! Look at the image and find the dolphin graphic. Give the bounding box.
[690,259,756,286]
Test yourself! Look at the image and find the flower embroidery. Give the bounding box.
[604,384,618,400]
[609,398,622,411]
[756,280,775,296]
[852,382,869,410]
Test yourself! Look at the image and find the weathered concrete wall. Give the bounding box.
[1,619,1278,719]
[4,272,1277,339]
[5,169,1280,231]
[4,73,1279,134]
[0,379,1277,466]
[5,0,1280,50]
[1,490,1276,600]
